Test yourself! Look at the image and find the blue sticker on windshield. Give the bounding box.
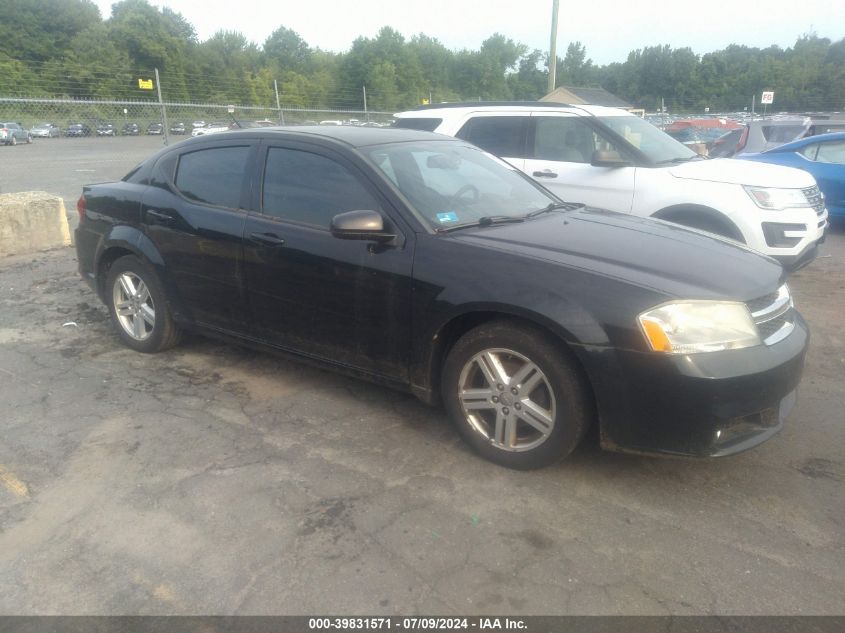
[437,211,459,223]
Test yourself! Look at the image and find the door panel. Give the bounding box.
[243,143,414,380]
[141,142,255,331]
[525,114,636,212]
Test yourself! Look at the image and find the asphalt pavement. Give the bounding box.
[0,137,843,615]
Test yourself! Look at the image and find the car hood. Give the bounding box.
[667,157,814,188]
[452,207,783,301]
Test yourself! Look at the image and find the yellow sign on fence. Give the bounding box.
[138,78,154,90]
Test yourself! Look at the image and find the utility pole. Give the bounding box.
[274,79,284,125]
[154,68,169,146]
[548,0,560,94]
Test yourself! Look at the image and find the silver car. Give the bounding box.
[1,122,32,145]
[30,123,60,138]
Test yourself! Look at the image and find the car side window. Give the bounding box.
[532,117,618,163]
[262,147,381,228]
[456,116,528,158]
[815,140,845,164]
[174,146,250,209]
[799,144,820,161]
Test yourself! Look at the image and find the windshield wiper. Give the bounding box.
[524,202,579,219]
[435,215,524,233]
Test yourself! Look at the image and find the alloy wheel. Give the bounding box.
[112,272,155,341]
[457,348,556,452]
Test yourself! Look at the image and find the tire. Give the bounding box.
[441,320,590,469]
[26,134,32,144]
[105,255,181,353]
[10,136,16,146]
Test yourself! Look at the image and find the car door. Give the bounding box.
[140,139,257,331]
[811,139,845,215]
[522,113,636,212]
[242,140,414,380]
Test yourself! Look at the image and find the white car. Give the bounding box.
[394,103,829,269]
[191,122,230,137]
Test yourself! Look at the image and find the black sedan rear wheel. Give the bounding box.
[105,255,181,353]
[442,320,590,469]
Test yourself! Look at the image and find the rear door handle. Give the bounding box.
[146,209,174,224]
[532,170,558,178]
[249,232,285,247]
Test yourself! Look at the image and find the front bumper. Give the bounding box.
[593,312,809,457]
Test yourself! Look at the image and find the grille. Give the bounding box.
[746,291,779,314]
[802,185,825,217]
[747,285,794,345]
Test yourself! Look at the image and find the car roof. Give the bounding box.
[218,125,455,148]
[394,102,632,118]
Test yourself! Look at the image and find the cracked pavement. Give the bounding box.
[0,228,844,615]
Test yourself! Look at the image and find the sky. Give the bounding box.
[91,0,844,66]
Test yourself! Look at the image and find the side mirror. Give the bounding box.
[591,150,631,168]
[331,210,395,242]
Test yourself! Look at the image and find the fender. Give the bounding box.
[94,225,191,323]
[410,298,611,406]
[652,204,746,243]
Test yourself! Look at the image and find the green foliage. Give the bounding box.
[1,1,843,114]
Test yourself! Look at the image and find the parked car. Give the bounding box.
[96,123,116,137]
[664,119,743,155]
[709,117,812,158]
[191,120,206,129]
[1,122,32,145]
[191,122,229,137]
[169,122,186,135]
[64,123,92,137]
[74,127,808,469]
[122,122,140,136]
[394,103,828,270]
[147,122,163,135]
[740,132,845,221]
[808,118,845,136]
[30,123,60,138]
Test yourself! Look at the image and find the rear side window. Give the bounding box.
[456,116,528,158]
[815,140,845,164]
[393,118,442,132]
[174,146,249,208]
[261,147,381,228]
[762,125,807,143]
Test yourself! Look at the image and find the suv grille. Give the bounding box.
[747,285,794,345]
[802,185,825,216]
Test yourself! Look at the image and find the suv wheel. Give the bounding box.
[441,320,590,469]
[10,136,16,146]
[105,255,181,353]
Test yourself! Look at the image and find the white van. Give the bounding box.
[394,103,828,269]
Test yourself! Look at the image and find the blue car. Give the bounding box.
[740,132,845,220]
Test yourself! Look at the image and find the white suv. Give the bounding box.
[394,103,829,269]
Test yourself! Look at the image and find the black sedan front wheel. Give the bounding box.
[442,320,590,469]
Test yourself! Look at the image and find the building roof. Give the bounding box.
[541,86,632,109]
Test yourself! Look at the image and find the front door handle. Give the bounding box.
[146,209,174,224]
[249,232,285,247]
[532,170,558,178]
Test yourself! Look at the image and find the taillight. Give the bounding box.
[736,127,749,154]
[76,195,86,221]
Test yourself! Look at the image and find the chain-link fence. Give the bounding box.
[0,96,393,142]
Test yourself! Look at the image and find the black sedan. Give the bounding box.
[65,123,91,137]
[74,127,808,469]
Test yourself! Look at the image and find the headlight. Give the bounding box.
[638,301,761,354]
[744,186,812,210]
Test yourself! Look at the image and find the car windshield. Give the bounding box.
[598,115,697,164]
[362,141,556,229]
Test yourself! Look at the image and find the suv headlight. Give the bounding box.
[638,301,761,354]
[744,186,812,210]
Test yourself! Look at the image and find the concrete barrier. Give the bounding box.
[0,191,71,257]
